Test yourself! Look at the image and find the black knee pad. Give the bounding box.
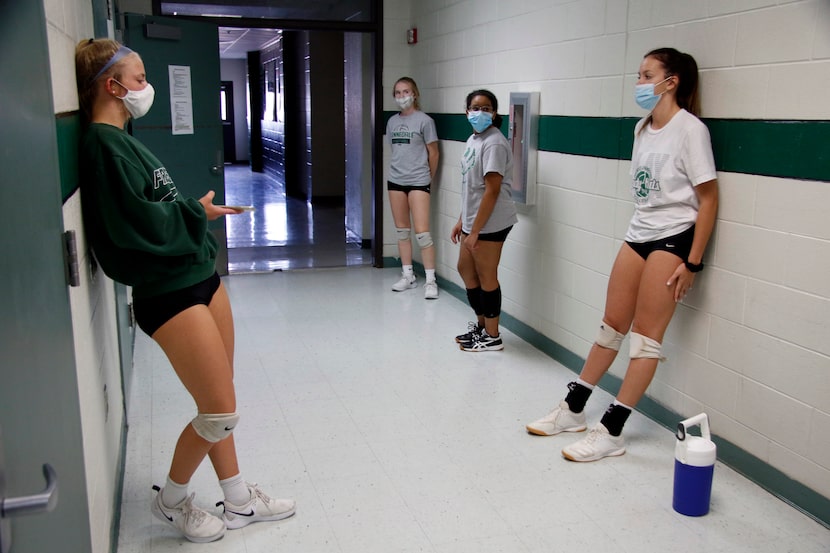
[481,286,501,318]
[466,287,483,316]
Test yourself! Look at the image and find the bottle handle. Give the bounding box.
[677,413,710,441]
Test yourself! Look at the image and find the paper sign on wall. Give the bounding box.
[168,65,194,135]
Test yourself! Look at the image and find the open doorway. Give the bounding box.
[218,27,374,273]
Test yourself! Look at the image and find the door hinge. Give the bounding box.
[63,230,80,287]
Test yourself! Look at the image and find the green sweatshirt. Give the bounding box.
[79,123,217,299]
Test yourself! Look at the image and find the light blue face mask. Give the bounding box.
[634,76,672,111]
[467,110,493,133]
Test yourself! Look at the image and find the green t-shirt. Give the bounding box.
[79,123,217,299]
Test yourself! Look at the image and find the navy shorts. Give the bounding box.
[463,225,513,243]
[133,272,221,336]
[626,225,695,262]
[388,181,431,194]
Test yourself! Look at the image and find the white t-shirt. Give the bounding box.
[626,109,717,243]
[460,126,518,234]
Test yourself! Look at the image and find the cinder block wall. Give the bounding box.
[383,0,830,507]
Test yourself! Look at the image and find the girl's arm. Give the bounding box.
[426,142,439,181]
[687,179,718,266]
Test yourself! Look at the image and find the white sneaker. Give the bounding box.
[424,280,439,299]
[392,273,417,291]
[218,482,296,530]
[151,485,226,543]
[561,423,625,462]
[526,401,587,436]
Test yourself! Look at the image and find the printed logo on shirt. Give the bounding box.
[632,153,669,204]
[461,146,477,176]
[391,124,413,145]
[153,167,178,202]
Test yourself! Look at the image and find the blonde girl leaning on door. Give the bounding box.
[76,38,295,542]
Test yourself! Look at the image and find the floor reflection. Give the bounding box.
[223,164,372,273]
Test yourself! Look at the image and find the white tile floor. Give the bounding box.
[117,267,830,553]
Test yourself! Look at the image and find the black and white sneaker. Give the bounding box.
[455,321,483,344]
[460,330,504,352]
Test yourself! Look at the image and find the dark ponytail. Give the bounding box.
[645,47,700,116]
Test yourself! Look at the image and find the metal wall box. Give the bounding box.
[508,92,539,205]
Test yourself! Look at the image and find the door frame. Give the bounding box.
[149,0,385,267]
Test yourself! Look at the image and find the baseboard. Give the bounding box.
[383,259,830,529]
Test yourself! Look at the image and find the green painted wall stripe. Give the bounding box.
[386,256,829,528]
[56,112,81,202]
[539,115,635,160]
[386,111,830,182]
[706,118,830,182]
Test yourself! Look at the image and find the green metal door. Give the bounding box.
[123,14,229,272]
[0,1,91,552]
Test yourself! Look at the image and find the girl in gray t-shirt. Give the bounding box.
[386,77,440,299]
[450,89,517,352]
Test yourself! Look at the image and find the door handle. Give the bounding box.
[0,463,58,553]
[211,149,224,175]
[1,464,59,517]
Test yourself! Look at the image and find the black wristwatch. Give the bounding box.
[684,260,704,273]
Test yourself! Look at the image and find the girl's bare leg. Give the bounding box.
[469,240,505,337]
[152,283,238,483]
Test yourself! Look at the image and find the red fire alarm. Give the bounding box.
[406,27,418,45]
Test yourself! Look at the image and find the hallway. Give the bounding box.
[115,267,830,553]
[223,164,373,273]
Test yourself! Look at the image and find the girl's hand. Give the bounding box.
[463,231,479,252]
[667,263,696,302]
[450,220,463,244]
[199,190,244,220]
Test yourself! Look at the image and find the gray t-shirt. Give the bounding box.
[386,111,438,186]
[460,126,518,234]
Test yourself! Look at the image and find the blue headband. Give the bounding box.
[92,45,134,82]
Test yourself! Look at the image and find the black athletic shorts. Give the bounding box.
[388,181,431,194]
[626,225,695,262]
[463,225,513,243]
[133,272,221,336]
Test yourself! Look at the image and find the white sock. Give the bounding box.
[613,399,634,410]
[219,473,251,506]
[402,264,414,276]
[162,476,188,508]
[425,269,436,282]
[576,378,595,391]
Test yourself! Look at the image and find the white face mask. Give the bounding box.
[395,95,414,110]
[113,80,155,119]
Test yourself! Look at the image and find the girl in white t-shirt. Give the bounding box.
[527,48,719,461]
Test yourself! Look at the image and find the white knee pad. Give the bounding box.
[191,412,239,443]
[596,321,625,351]
[415,231,433,248]
[629,332,666,361]
[396,227,411,241]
